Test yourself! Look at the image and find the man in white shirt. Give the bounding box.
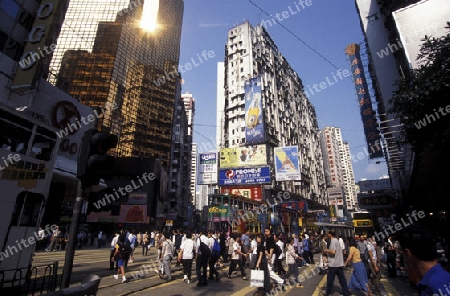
[110,231,119,271]
[195,230,210,286]
[367,237,381,294]
[323,230,350,296]
[249,235,258,269]
[178,231,195,284]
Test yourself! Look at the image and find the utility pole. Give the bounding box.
[61,180,84,288]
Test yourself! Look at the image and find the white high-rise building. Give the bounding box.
[320,127,357,215]
[190,143,197,203]
[216,62,225,150]
[342,142,357,211]
[181,92,195,136]
[219,21,327,205]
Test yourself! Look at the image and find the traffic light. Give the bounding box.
[77,129,118,186]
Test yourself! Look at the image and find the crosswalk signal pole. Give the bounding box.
[61,180,84,288]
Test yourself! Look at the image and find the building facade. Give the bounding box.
[354,0,450,215]
[167,83,191,225]
[219,21,327,208]
[53,0,184,166]
[342,142,357,210]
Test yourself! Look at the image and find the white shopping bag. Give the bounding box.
[250,269,264,287]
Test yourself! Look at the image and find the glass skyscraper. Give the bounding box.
[50,0,184,165]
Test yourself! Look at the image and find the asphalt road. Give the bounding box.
[31,245,418,296]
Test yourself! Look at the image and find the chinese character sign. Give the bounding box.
[345,43,383,159]
[198,153,218,185]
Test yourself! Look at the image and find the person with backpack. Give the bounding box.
[302,233,314,265]
[112,234,129,283]
[208,231,221,282]
[195,229,210,286]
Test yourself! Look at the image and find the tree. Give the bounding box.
[389,22,450,152]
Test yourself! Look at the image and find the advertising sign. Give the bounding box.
[128,192,147,205]
[357,193,396,209]
[345,43,383,159]
[280,201,308,213]
[218,166,271,185]
[358,179,392,191]
[244,76,265,144]
[219,145,267,168]
[274,146,301,181]
[11,0,69,91]
[220,186,263,201]
[197,152,218,184]
[119,205,149,223]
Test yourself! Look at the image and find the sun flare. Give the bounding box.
[140,0,159,32]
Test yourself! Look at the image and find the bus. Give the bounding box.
[352,211,375,237]
[207,193,264,235]
[0,105,60,285]
[207,193,303,236]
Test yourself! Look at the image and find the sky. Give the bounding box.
[177,0,389,182]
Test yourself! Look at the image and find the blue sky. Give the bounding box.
[178,0,388,181]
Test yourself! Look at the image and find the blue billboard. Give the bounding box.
[218,166,271,185]
[244,76,265,144]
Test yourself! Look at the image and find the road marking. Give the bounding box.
[312,272,327,296]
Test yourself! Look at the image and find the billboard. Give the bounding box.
[128,192,147,205]
[359,179,392,192]
[218,167,271,185]
[244,76,265,144]
[345,44,383,159]
[358,193,396,209]
[119,205,150,223]
[220,186,263,201]
[219,145,267,168]
[274,146,301,181]
[197,152,218,184]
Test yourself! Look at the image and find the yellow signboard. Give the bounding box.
[11,0,69,91]
[219,145,267,168]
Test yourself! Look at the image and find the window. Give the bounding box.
[11,192,44,227]
[0,0,19,19]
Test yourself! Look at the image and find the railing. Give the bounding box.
[0,261,60,295]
